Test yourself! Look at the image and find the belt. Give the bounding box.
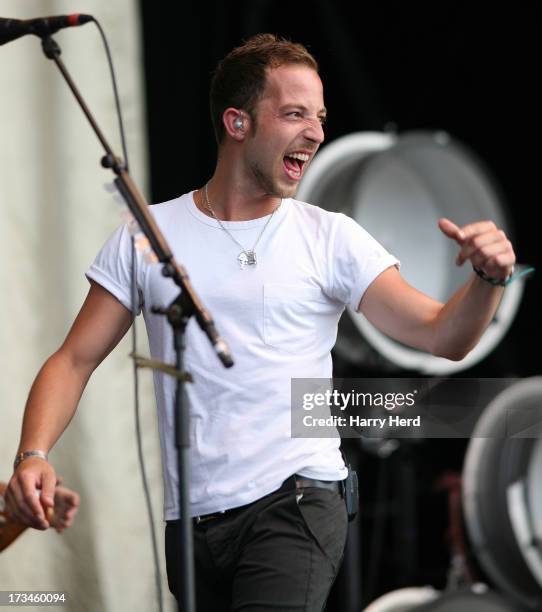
[193,475,343,525]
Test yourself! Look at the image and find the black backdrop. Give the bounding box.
[138,2,540,609]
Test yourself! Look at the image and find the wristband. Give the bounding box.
[13,450,48,471]
[472,265,512,287]
[472,264,535,287]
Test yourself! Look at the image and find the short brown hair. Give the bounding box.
[210,34,319,145]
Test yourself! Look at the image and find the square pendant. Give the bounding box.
[238,251,257,268]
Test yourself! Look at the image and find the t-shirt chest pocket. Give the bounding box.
[263,283,338,354]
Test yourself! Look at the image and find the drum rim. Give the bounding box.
[298,130,524,374]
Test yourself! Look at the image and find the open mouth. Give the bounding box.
[283,152,310,181]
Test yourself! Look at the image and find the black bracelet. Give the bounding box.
[472,265,511,287]
[473,264,536,287]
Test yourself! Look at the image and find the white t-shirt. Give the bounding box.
[86,192,399,519]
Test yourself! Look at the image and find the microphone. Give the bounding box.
[0,14,93,46]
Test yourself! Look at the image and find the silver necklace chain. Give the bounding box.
[203,183,281,269]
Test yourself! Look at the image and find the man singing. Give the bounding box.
[6,34,515,610]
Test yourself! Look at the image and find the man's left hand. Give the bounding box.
[438,218,516,282]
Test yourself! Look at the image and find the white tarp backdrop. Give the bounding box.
[0,1,176,610]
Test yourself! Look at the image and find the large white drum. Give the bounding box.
[463,377,542,611]
[363,586,440,611]
[297,131,525,374]
[412,587,518,610]
[363,584,516,611]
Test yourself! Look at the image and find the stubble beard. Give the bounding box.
[249,159,297,200]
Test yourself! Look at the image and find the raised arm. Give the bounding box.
[5,281,132,530]
[358,218,516,361]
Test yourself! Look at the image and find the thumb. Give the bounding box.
[438,218,465,242]
[39,470,56,511]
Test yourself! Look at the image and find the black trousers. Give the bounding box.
[165,477,348,611]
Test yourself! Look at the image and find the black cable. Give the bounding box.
[131,235,164,612]
[91,17,164,611]
[91,18,130,172]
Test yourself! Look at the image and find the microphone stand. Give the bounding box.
[39,34,233,612]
